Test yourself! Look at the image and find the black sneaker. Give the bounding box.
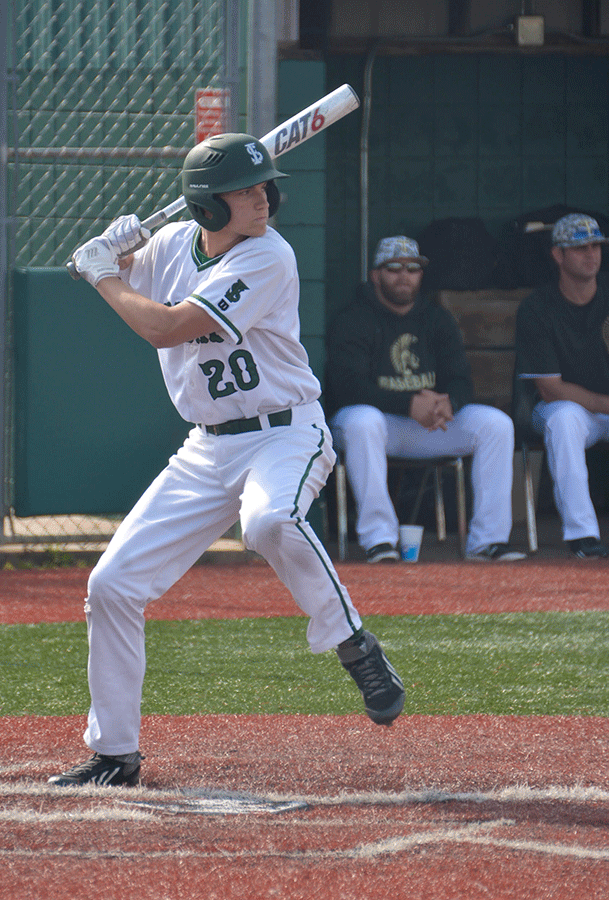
[366,543,400,564]
[466,543,527,561]
[337,630,405,726]
[568,537,609,559]
[48,752,142,787]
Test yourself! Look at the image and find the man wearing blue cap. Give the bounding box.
[515,213,609,558]
[326,235,526,564]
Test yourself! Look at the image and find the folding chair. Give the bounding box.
[334,454,468,561]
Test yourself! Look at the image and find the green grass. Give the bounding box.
[1,612,608,717]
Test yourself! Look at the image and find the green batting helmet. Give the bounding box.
[181,133,288,232]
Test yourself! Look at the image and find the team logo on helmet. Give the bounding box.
[245,142,265,165]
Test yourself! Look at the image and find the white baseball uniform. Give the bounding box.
[83,222,362,756]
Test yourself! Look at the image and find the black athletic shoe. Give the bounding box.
[568,537,609,559]
[48,752,142,787]
[466,543,527,561]
[337,630,405,726]
[365,543,400,564]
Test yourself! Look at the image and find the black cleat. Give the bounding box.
[569,537,609,559]
[48,752,142,787]
[337,630,405,726]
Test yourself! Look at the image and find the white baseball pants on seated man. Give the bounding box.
[83,403,362,756]
[329,403,515,556]
[531,399,609,541]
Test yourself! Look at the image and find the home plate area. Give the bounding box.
[2,713,609,899]
[122,787,310,816]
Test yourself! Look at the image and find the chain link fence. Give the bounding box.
[3,0,240,552]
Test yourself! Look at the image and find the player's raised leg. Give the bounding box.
[235,412,405,726]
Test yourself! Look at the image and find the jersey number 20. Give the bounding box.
[199,350,260,400]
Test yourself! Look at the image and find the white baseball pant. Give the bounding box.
[83,401,362,756]
[330,403,515,555]
[531,399,609,541]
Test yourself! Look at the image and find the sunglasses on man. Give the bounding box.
[382,261,423,272]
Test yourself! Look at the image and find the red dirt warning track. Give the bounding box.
[1,558,609,624]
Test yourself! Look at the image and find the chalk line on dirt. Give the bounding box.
[2,781,609,824]
[3,780,609,805]
[2,818,609,864]
[330,819,609,862]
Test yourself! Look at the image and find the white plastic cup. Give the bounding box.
[399,525,424,562]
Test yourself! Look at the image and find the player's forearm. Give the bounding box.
[95,277,215,348]
[95,277,175,345]
[535,376,609,414]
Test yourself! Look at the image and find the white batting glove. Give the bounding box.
[101,214,151,256]
[72,237,120,287]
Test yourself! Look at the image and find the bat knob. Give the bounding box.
[66,260,80,280]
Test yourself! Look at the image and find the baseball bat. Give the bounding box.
[67,83,360,279]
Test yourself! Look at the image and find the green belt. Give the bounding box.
[201,409,293,436]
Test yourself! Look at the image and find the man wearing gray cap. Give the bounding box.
[326,235,526,563]
[515,213,609,558]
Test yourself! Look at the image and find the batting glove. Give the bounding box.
[101,214,151,256]
[72,237,120,287]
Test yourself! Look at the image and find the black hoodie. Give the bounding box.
[325,282,473,418]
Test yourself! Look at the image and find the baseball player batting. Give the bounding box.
[48,131,405,787]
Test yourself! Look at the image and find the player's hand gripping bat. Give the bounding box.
[67,83,360,279]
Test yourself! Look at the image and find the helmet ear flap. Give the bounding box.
[188,196,231,232]
[266,180,280,218]
[188,184,281,231]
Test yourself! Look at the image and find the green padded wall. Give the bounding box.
[276,58,328,386]
[13,268,190,516]
[325,53,609,322]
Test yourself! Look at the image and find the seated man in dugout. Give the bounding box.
[514,213,609,559]
[325,235,527,564]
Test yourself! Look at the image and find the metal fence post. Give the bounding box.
[0,0,9,526]
[247,0,277,139]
